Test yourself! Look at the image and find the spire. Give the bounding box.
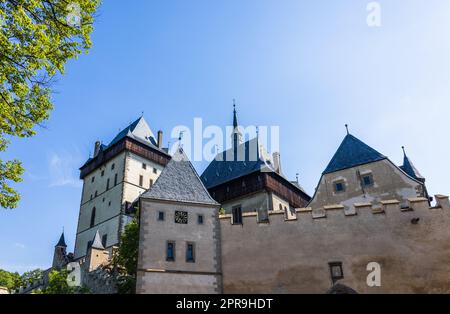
[231,100,242,150]
[345,124,349,135]
[400,146,425,181]
[91,230,105,250]
[233,99,238,129]
[55,232,67,247]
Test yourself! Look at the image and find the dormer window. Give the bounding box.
[362,174,374,187]
[334,181,346,193]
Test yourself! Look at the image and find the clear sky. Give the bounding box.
[1,0,450,273]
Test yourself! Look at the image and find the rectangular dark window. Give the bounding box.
[334,181,345,193]
[198,215,204,225]
[114,173,118,185]
[142,163,147,170]
[91,176,95,183]
[149,179,154,187]
[153,168,157,174]
[186,243,195,263]
[232,206,243,225]
[102,234,107,247]
[158,211,165,221]
[139,175,143,187]
[101,170,105,177]
[362,174,374,187]
[106,178,110,190]
[166,241,175,262]
[329,262,344,284]
[111,163,115,170]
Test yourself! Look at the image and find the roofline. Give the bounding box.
[139,196,220,207]
[79,136,171,178]
[322,157,388,175]
[307,157,426,207]
[205,167,311,200]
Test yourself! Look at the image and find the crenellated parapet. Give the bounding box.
[219,194,450,223]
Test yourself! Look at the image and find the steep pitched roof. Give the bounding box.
[400,148,424,181]
[200,138,276,189]
[141,148,219,206]
[108,116,158,148]
[91,230,105,250]
[80,116,168,169]
[323,134,387,174]
[55,232,67,247]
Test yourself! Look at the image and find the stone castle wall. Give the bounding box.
[220,195,450,293]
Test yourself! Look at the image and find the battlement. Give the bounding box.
[219,194,450,224]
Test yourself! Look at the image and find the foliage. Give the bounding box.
[219,207,226,215]
[20,268,43,286]
[0,269,21,291]
[112,218,139,294]
[35,269,90,294]
[0,0,100,209]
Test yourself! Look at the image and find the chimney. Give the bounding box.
[94,141,101,157]
[157,130,163,149]
[272,152,281,174]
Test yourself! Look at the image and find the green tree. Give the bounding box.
[36,269,90,294]
[113,218,139,294]
[0,269,21,291]
[20,268,43,286]
[0,0,100,209]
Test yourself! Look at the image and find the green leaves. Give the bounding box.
[0,0,100,209]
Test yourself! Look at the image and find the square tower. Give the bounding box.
[73,117,171,259]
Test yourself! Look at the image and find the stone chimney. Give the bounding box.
[94,141,101,157]
[157,130,163,149]
[273,152,282,174]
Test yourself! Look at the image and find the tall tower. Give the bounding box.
[73,117,171,259]
[53,232,68,270]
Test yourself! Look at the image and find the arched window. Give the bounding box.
[279,204,283,211]
[90,207,96,228]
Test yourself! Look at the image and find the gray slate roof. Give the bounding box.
[141,148,219,206]
[55,232,67,247]
[81,116,169,168]
[400,149,425,181]
[323,134,387,174]
[91,230,105,250]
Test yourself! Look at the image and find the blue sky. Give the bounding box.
[1,0,450,273]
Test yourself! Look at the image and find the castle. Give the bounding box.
[16,107,450,294]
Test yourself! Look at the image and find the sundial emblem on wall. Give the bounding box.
[175,211,188,224]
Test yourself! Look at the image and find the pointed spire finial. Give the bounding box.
[402,146,406,156]
[233,99,238,128]
[296,173,299,183]
[345,124,349,135]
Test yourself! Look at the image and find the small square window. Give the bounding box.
[158,211,165,221]
[198,215,204,225]
[329,262,344,284]
[334,181,345,193]
[153,168,157,174]
[142,163,147,170]
[362,174,374,187]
